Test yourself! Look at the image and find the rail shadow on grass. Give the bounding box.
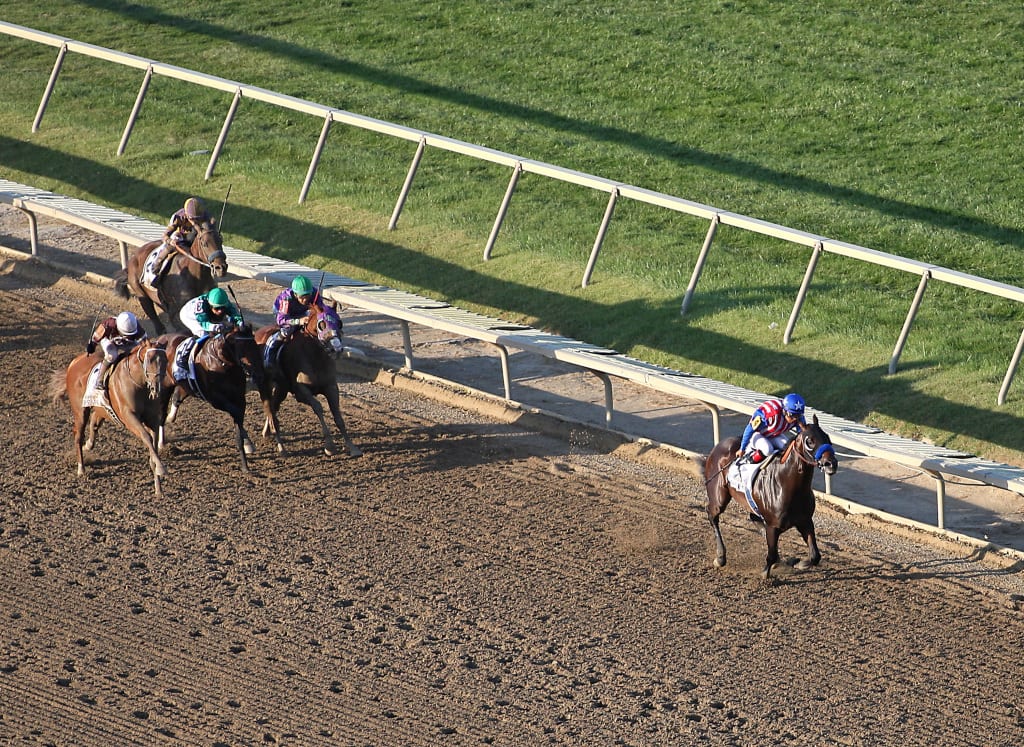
[4,136,1024,455]
[62,0,1024,253]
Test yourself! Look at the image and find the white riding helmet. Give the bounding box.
[116,311,139,336]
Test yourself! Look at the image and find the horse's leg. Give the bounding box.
[762,525,782,581]
[706,480,731,569]
[165,385,188,425]
[83,409,102,451]
[292,384,336,455]
[73,406,90,476]
[233,420,251,473]
[325,384,362,457]
[259,381,286,454]
[137,293,166,336]
[118,409,168,486]
[794,518,822,570]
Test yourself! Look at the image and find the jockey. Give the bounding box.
[87,311,147,390]
[179,287,243,338]
[264,275,317,362]
[142,197,214,290]
[737,393,807,464]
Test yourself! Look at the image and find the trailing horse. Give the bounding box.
[51,339,170,498]
[704,415,838,581]
[157,323,264,473]
[113,221,227,335]
[254,297,361,457]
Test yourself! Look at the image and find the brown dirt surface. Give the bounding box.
[2,240,1024,745]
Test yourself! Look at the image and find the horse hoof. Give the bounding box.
[347,444,363,458]
[713,557,726,568]
[243,443,255,456]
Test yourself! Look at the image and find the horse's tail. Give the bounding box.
[49,368,68,405]
[112,268,130,299]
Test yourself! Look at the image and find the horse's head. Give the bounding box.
[193,222,228,279]
[794,414,838,475]
[225,322,264,387]
[306,297,345,355]
[142,341,168,400]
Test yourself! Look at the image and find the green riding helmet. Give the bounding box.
[207,287,229,308]
[291,275,314,297]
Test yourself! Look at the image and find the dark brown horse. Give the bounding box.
[254,297,361,457]
[51,339,170,497]
[704,415,838,581]
[157,323,264,473]
[113,222,227,335]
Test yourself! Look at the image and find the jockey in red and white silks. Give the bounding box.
[738,393,807,463]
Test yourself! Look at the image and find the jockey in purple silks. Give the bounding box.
[737,393,807,464]
[264,275,317,363]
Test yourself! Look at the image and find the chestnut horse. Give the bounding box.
[254,297,361,457]
[157,324,265,473]
[704,415,838,581]
[113,222,227,335]
[51,339,170,497]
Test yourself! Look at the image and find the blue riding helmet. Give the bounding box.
[783,393,805,418]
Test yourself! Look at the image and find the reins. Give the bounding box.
[783,427,835,470]
[172,228,226,271]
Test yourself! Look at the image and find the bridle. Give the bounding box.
[123,341,166,400]
[783,424,836,471]
[303,303,344,354]
[180,226,227,274]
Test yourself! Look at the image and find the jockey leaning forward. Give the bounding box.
[141,197,214,291]
[179,287,243,338]
[264,275,317,363]
[737,393,807,465]
[87,311,147,390]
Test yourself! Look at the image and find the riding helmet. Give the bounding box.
[116,311,139,336]
[207,287,229,308]
[291,275,314,296]
[183,197,206,220]
[783,393,805,417]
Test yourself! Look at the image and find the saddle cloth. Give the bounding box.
[141,244,169,283]
[173,337,201,390]
[726,460,764,519]
[81,362,106,408]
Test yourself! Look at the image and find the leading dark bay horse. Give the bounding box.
[113,222,227,335]
[254,297,361,457]
[704,415,838,581]
[51,339,170,497]
[157,323,264,474]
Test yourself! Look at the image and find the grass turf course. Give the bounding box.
[1,1,1023,463]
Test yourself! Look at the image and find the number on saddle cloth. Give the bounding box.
[81,361,109,409]
[263,329,286,369]
[727,460,764,520]
[173,337,199,384]
[141,244,170,285]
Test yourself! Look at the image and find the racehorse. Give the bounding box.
[51,339,170,498]
[113,221,227,335]
[157,323,265,473]
[254,297,361,457]
[703,415,838,581]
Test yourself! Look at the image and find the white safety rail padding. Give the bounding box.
[3,179,1024,527]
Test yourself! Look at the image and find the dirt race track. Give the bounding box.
[2,257,1024,746]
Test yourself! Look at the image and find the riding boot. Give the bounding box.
[143,244,173,290]
[264,331,283,369]
[95,358,112,391]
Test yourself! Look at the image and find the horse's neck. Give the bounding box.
[198,338,228,369]
[303,308,323,337]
